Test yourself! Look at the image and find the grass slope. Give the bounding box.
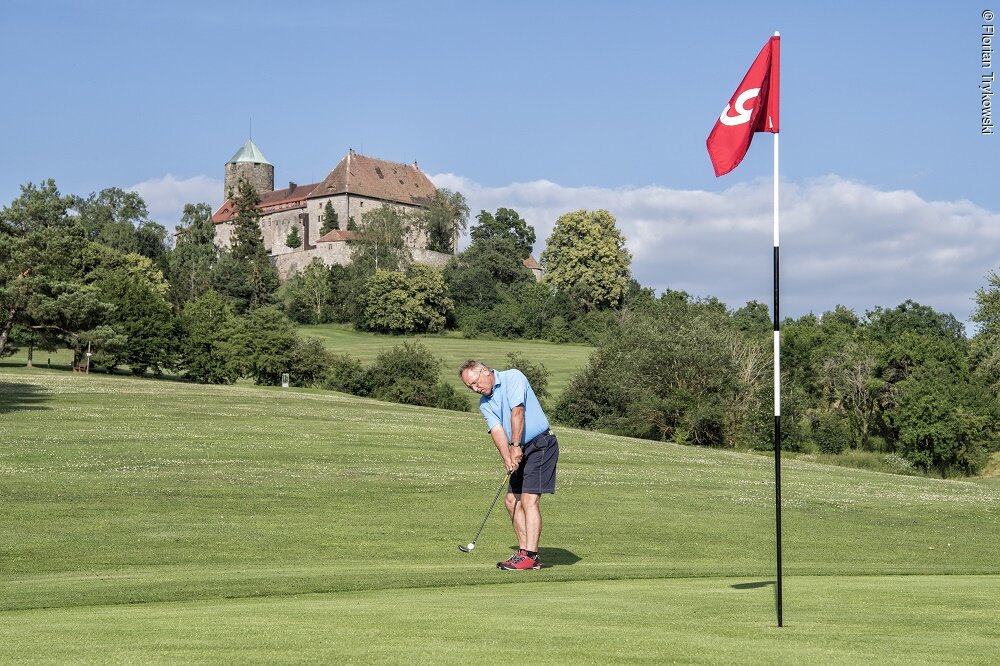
[297,323,594,406]
[1,367,998,663]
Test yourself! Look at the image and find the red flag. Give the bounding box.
[706,35,780,177]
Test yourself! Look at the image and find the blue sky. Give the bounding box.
[3,1,997,326]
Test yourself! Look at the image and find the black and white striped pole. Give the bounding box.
[770,91,783,628]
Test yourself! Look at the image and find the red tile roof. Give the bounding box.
[316,229,360,243]
[260,181,320,208]
[309,151,436,205]
[212,200,235,224]
[212,181,321,223]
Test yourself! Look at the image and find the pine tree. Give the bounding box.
[286,224,302,249]
[320,201,339,235]
[230,179,266,262]
[216,178,279,312]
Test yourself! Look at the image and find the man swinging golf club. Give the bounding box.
[459,360,559,570]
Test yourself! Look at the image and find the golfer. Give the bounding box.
[459,360,559,570]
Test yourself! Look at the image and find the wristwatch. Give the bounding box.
[510,441,522,448]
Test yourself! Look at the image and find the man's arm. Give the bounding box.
[490,411,524,473]
[510,404,525,447]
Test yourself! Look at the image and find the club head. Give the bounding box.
[458,544,473,553]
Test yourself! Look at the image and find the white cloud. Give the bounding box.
[128,174,222,228]
[430,173,1000,328]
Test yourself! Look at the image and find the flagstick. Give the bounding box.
[772,125,783,628]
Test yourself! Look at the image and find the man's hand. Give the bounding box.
[508,445,523,471]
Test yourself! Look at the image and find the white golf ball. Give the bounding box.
[467,543,475,551]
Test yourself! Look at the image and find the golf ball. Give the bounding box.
[467,543,475,550]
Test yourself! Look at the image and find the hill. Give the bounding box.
[298,323,595,407]
[1,367,998,663]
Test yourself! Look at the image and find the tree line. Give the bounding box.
[2,178,999,477]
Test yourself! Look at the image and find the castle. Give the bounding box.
[211,139,453,279]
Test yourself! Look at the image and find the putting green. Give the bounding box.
[1,576,997,664]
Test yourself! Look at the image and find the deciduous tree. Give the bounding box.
[168,203,218,308]
[541,209,631,311]
[419,188,469,253]
[358,265,453,334]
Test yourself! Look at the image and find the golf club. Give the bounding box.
[458,470,511,553]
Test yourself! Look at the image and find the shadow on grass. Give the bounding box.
[501,546,581,567]
[731,581,775,590]
[537,547,582,567]
[0,381,52,413]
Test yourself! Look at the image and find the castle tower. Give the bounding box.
[224,139,274,200]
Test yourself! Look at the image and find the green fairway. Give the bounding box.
[297,323,594,406]
[3,576,998,664]
[2,367,998,663]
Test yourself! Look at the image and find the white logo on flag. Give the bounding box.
[719,87,761,126]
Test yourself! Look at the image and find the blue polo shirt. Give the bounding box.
[479,368,549,443]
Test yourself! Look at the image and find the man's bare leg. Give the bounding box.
[520,492,542,552]
[505,492,526,550]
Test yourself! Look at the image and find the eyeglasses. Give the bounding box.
[464,366,487,391]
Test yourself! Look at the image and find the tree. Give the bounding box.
[177,290,239,384]
[419,188,469,253]
[229,178,266,262]
[74,187,149,255]
[470,207,535,258]
[971,270,1000,393]
[212,251,279,314]
[732,300,771,337]
[320,201,340,235]
[0,180,98,359]
[280,258,334,324]
[86,244,176,374]
[555,305,737,447]
[866,300,966,347]
[444,208,537,313]
[214,178,279,312]
[889,363,992,476]
[350,204,412,274]
[135,220,169,269]
[168,203,218,308]
[220,306,299,385]
[286,224,302,249]
[358,265,453,334]
[541,209,631,311]
[819,339,888,450]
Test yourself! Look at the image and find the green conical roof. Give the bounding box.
[227,139,272,166]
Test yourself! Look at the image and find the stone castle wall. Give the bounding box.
[271,243,450,281]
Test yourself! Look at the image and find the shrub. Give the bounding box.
[363,341,469,412]
[811,411,852,455]
[505,352,550,401]
[287,337,336,387]
[323,354,370,395]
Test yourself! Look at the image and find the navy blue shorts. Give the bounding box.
[510,431,559,495]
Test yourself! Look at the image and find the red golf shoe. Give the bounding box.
[497,550,541,570]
